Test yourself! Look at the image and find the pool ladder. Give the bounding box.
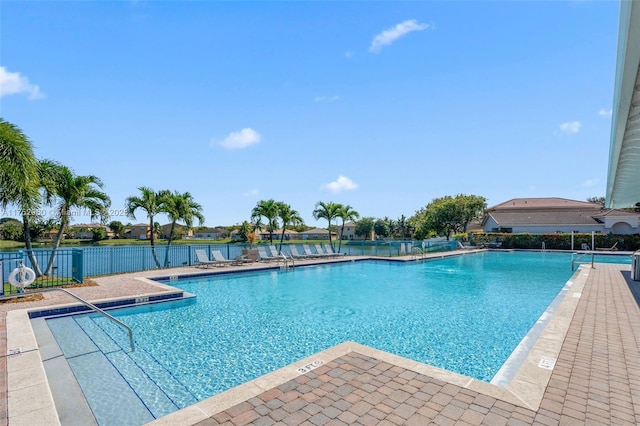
[1,288,135,352]
[280,253,294,270]
[571,251,594,271]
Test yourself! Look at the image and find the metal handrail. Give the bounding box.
[1,288,134,352]
[281,253,294,269]
[571,251,594,271]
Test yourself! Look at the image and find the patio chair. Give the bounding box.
[596,242,618,251]
[323,243,345,257]
[210,250,239,267]
[287,245,309,259]
[314,244,334,257]
[194,249,217,268]
[269,245,281,257]
[302,244,324,258]
[258,246,280,262]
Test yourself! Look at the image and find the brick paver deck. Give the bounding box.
[3,256,640,425]
[181,263,640,425]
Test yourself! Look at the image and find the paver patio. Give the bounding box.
[1,253,639,425]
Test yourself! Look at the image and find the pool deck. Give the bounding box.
[2,250,640,425]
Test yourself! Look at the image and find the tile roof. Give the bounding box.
[489,198,601,210]
[487,211,602,226]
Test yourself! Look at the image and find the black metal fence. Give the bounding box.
[0,239,458,295]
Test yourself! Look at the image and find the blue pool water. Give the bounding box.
[43,251,587,423]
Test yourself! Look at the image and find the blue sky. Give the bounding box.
[1,1,620,227]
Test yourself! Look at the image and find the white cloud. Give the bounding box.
[322,175,358,193]
[314,95,340,103]
[581,178,599,187]
[369,19,429,53]
[0,66,45,99]
[214,128,261,150]
[598,108,612,117]
[559,121,582,135]
[243,188,259,197]
[344,51,354,58]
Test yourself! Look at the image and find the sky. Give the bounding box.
[0,0,621,228]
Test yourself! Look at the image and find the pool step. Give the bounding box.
[77,315,198,411]
[46,316,155,425]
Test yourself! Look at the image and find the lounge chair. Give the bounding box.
[314,244,334,257]
[210,250,239,267]
[287,245,309,259]
[302,244,324,258]
[269,245,282,257]
[323,243,345,257]
[596,242,618,251]
[194,249,217,268]
[258,246,280,262]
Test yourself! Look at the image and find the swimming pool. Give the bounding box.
[39,251,582,424]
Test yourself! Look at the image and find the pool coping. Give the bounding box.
[5,253,588,425]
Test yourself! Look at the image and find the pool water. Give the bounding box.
[43,251,581,423]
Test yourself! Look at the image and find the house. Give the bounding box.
[160,223,193,239]
[125,223,151,240]
[258,229,299,241]
[299,228,337,240]
[68,223,115,239]
[337,222,372,240]
[193,227,227,239]
[481,197,640,234]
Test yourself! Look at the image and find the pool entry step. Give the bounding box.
[42,313,197,425]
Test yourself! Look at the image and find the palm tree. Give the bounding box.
[161,191,205,267]
[126,187,165,268]
[44,164,111,275]
[276,202,303,253]
[396,215,408,239]
[251,199,280,244]
[0,119,42,274]
[336,204,359,253]
[312,201,340,250]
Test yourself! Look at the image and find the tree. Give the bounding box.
[374,218,391,239]
[251,199,280,244]
[355,217,375,240]
[313,201,340,249]
[411,194,487,240]
[238,221,252,242]
[0,119,43,273]
[587,196,605,207]
[92,227,107,242]
[43,163,111,275]
[126,187,165,268]
[109,220,125,238]
[161,191,204,267]
[336,204,359,253]
[0,119,39,209]
[395,215,409,239]
[276,202,303,253]
[0,219,22,240]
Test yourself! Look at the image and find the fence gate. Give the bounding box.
[72,248,84,283]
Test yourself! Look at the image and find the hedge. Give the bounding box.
[471,232,639,251]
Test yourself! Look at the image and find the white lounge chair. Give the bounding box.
[323,243,345,257]
[287,245,309,259]
[314,244,334,257]
[195,249,217,268]
[258,246,280,262]
[302,244,324,258]
[210,250,238,267]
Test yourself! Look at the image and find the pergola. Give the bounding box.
[606,0,640,209]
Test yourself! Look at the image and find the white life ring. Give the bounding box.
[8,266,36,289]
